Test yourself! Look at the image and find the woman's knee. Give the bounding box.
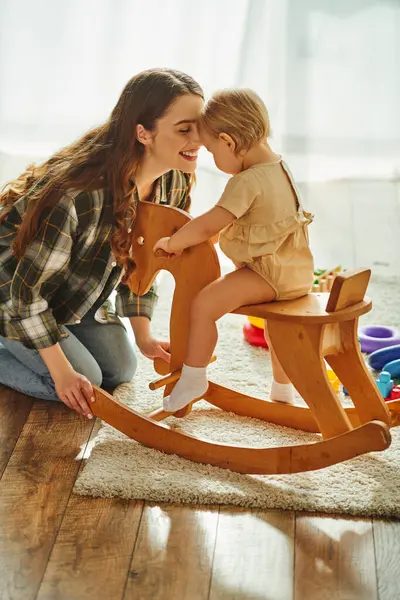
[104,350,137,387]
[60,333,103,386]
[69,357,103,387]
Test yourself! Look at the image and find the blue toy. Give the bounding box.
[368,344,400,370]
[375,371,394,399]
[382,359,400,379]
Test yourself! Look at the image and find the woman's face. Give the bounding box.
[142,93,204,173]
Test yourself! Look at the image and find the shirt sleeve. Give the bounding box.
[8,197,78,349]
[216,172,258,219]
[115,281,158,320]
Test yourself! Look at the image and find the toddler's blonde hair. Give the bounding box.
[200,89,270,152]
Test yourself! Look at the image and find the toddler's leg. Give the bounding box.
[264,321,294,403]
[164,268,276,412]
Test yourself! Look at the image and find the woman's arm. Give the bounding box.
[8,196,95,417]
[115,282,170,361]
[154,206,235,255]
[39,344,95,417]
[129,316,170,361]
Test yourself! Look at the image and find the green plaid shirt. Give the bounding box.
[0,170,190,349]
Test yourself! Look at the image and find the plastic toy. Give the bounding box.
[248,316,264,329]
[359,325,400,354]
[90,201,395,475]
[382,359,400,379]
[375,371,394,399]
[368,344,400,370]
[389,386,400,400]
[243,321,268,348]
[324,360,340,393]
[312,266,342,293]
[327,369,340,393]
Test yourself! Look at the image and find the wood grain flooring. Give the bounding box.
[0,385,399,600]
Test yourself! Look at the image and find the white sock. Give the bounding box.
[270,380,294,404]
[163,364,209,412]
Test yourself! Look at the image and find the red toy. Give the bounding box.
[243,321,269,349]
[389,385,400,400]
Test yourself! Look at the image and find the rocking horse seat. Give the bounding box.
[234,293,371,324]
[235,267,372,324]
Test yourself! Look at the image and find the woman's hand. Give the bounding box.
[39,343,95,418]
[136,336,171,362]
[54,367,95,418]
[129,317,170,362]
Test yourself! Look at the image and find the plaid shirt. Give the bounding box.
[0,170,190,349]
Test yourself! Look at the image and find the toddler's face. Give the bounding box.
[200,129,242,175]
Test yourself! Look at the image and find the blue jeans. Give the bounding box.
[0,310,137,401]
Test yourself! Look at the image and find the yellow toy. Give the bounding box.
[312,266,342,293]
[326,367,340,393]
[248,315,264,329]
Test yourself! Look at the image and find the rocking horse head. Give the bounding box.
[128,200,220,373]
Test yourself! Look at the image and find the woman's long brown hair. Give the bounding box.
[0,68,203,282]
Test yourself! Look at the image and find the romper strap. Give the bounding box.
[280,159,314,224]
[280,159,303,210]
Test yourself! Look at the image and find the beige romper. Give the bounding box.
[216,159,314,300]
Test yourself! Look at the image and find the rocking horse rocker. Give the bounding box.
[91,201,400,475]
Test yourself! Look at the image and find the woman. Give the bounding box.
[0,68,204,419]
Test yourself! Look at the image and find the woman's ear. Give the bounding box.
[136,124,153,145]
[219,132,236,152]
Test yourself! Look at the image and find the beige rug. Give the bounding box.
[74,273,400,517]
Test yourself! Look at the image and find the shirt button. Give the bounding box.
[111,261,117,267]
[75,319,81,324]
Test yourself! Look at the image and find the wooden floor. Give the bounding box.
[0,385,399,600]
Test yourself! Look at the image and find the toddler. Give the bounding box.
[154,89,314,412]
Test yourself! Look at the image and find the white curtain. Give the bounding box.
[1,0,399,271]
[0,0,250,157]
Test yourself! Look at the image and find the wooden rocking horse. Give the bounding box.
[91,201,400,475]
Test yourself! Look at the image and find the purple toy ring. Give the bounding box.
[358,325,400,353]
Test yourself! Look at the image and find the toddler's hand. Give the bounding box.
[153,237,181,257]
[153,237,172,254]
